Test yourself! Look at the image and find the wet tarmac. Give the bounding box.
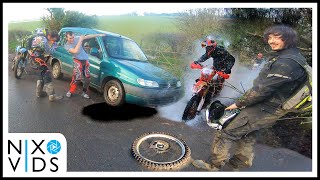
[6,55,314,176]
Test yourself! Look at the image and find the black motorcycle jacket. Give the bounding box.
[235,48,308,109]
[196,45,235,74]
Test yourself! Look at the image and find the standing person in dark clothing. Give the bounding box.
[194,37,235,75]
[192,24,309,171]
[252,53,265,70]
[30,29,63,102]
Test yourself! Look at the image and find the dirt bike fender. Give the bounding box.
[192,81,207,93]
[19,48,27,53]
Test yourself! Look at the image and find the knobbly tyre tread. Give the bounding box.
[14,57,25,79]
[182,95,201,121]
[131,132,191,171]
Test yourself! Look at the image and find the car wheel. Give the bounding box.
[104,79,125,106]
[52,61,63,79]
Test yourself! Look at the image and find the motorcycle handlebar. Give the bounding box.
[216,71,230,79]
[190,62,230,79]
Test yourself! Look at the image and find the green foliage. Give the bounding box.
[9,20,44,31]
[8,30,33,53]
[42,8,64,32]
[96,16,178,49]
[148,56,185,80]
[42,8,98,32]
[62,10,98,28]
[223,19,271,64]
[175,8,224,44]
[143,32,187,53]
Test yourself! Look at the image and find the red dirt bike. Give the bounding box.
[182,62,230,121]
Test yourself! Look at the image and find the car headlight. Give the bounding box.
[137,78,159,88]
[176,81,181,87]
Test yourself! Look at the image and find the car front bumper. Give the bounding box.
[123,83,184,107]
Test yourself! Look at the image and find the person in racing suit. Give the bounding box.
[193,38,235,105]
[252,53,265,70]
[30,29,63,101]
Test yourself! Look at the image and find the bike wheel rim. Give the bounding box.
[134,133,186,164]
[52,64,59,77]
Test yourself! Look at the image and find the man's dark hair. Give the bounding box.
[47,30,59,39]
[46,30,59,41]
[66,31,74,37]
[263,24,298,49]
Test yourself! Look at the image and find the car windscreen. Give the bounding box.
[103,36,148,62]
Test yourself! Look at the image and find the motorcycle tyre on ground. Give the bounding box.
[13,57,25,79]
[182,95,201,121]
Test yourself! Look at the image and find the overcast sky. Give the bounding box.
[3,3,316,22]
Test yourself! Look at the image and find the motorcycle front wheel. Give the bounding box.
[182,94,201,121]
[13,57,25,79]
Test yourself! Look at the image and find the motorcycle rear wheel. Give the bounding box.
[182,95,201,121]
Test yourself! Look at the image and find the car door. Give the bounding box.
[82,37,103,87]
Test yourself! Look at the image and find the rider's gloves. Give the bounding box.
[193,61,200,64]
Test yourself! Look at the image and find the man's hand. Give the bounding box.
[83,34,106,40]
[79,35,85,42]
[35,37,42,44]
[225,103,238,110]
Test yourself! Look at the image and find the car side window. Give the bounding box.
[58,32,67,46]
[82,38,102,59]
[105,37,121,57]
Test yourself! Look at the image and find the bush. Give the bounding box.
[8,30,32,53]
[140,32,189,81]
[42,8,98,32]
[142,32,187,53]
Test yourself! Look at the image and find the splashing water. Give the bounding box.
[157,38,266,129]
[214,58,267,106]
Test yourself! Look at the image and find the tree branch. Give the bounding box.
[300,36,312,47]
[246,31,263,38]
[297,47,312,52]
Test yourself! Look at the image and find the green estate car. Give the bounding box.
[50,27,183,107]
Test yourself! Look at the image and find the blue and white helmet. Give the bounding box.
[34,28,47,36]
